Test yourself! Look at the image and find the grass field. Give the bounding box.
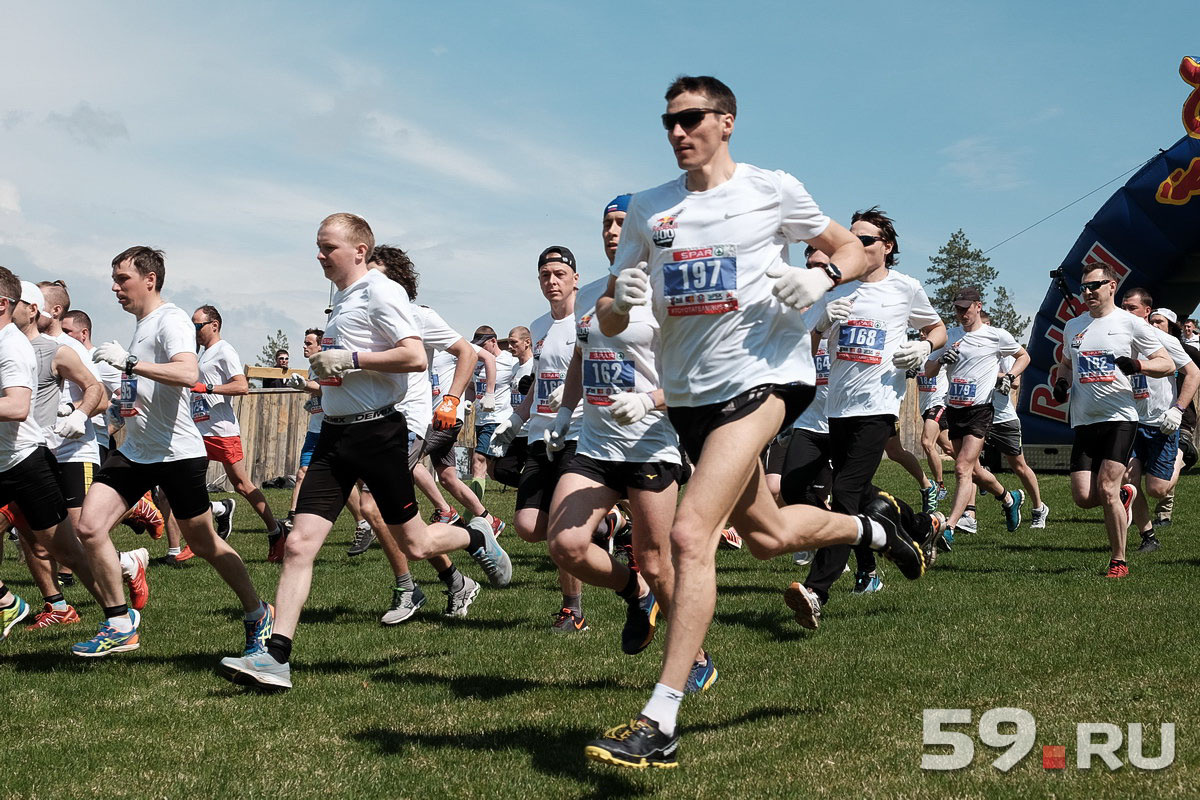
[1,461,1195,799]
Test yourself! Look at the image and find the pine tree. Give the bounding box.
[257,329,290,367]
[926,229,1029,339]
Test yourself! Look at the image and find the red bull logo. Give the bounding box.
[1180,56,1200,138]
[1156,157,1200,206]
[652,212,679,248]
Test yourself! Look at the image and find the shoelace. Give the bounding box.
[352,527,372,547]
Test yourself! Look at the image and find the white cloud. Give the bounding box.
[0,180,19,213]
[46,102,129,149]
[940,136,1029,191]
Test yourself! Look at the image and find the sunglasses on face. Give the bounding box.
[1080,279,1113,293]
[661,107,724,131]
[856,234,884,247]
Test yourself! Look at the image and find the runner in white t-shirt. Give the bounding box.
[488,327,534,488]
[191,305,283,550]
[924,287,1028,542]
[467,325,510,497]
[585,77,927,770]
[76,246,271,660]
[916,363,952,506]
[220,214,510,691]
[1115,290,1200,553]
[1053,266,1172,578]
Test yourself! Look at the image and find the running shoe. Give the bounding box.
[215,498,236,540]
[347,521,375,556]
[1152,517,1171,529]
[430,508,461,526]
[218,651,292,691]
[488,513,506,538]
[784,582,821,630]
[466,516,512,587]
[71,609,140,657]
[621,589,659,655]
[921,483,938,514]
[57,571,75,588]
[128,493,165,539]
[242,603,274,656]
[26,603,80,629]
[177,545,195,562]
[942,527,955,551]
[381,585,426,625]
[956,514,978,534]
[1103,559,1129,579]
[862,491,925,580]
[551,607,588,633]
[718,527,743,550]
[684,651,718,694]
[936,482,948,502]
[852,570,883,594]
[267,528,286,564]
[1136,533,1161,553]
[793,550,813,566]
[124,547,150,611]
[1119,484,1136,531]
[443,575,480,618]
[584,715,679,770]
[1030,503,1049,529]
[1,595,30,639]
[1003,489,1024,532]
[922,511,947,566]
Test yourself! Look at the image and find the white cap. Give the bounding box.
[1153,307,1178,324]
[19,280,45,311]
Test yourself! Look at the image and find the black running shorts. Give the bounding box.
[667,383,816,464]
[564,453,684,495]
[1070,421,1138,473]
[516,440,577,513]
[946,403,994,441]
[1,447,69,531]
[94,450,210,520]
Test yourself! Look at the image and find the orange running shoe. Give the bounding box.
[719,527,743,550]
[129,493,165,540]
[1103,560,1129,579]
[267,531,286,564]
[124,548,150,610]
[176,545,195,563]
[26,602,82,629]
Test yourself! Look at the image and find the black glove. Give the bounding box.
[995,374,1014,394]
[517,374,534,395]
[939,347,961,366]
[1114,356,1141,376]
[906,365,920,379]
[1052,378,1070,403]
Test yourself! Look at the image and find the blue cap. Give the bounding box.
[604,194,632,216]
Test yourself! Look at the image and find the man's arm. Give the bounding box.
[445,339,479,398]
[1174,361,1199,408]
[597,276,628,338]
[131,351,200,387]
[354,337,427,374]
[560,347,583,411]
[1007,347,1031,378]
[919,321,948,353]
[0,386,31,422]
[53,347,107,416]
[806,221,868,283]
[1137,347,1174,378]
[207,373,250,397]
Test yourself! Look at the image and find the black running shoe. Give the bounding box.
[620,590,658,655]
[861,490,925,580]
[585,715,679,769]
[1136,534,1161,553]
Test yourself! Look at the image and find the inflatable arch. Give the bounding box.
[1018,57,1200,446]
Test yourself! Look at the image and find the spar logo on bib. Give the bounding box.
[652,211,680,248]
[836,319,887,365]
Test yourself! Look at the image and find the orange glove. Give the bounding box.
[433,395,460,430]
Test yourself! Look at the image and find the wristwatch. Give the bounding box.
[205,382,215,394]
[123,354,139,375]
[821,261,843,287]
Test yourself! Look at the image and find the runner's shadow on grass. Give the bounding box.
[370,669,635,700]
[997,543,1106,554]
[715,584,785,598]
[933,563,1077,575]
[713,609,805,642]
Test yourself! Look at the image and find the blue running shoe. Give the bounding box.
[1004,489,1024,532]
[242,602,274,656]
[936,482,948,502]
[466,516,512,587]
[921,484,938,513]
[72,609,140,657]
[1,594,30,639]
[621,590,659,655]
[684,651,718,695]
[852,571,884,594]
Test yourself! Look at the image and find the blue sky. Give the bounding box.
[0,1,1195,362]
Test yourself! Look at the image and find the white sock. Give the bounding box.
[211,500,224,515]
[118,550,136,579]
[853,518,887,549]
[244,601,267,622]
[167,547,181,557]
[640,682,685,737]
[108,614,133,633]
[1001,492,1013,508]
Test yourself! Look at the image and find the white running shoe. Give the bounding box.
[219,652,292,690]
[1030,504,1049,529]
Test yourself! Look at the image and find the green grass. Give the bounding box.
[2,462,1196,798]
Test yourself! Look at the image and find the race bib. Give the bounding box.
[1130,374,1150,399]
[318,337,344,386]
[536,371,564,414]
[917,375,938,393]
[1078,350,1115,383]
[119,375,139,417]
[430,371,441,399]
[191,393,210,422]
[303,395,322,415]
[662,244,738,316]
[511,391,524,407]
[583,349,635,405]
[947,378,977,407]
[814,348,831,386]
[473,371,487,398]
[836,320,886,365]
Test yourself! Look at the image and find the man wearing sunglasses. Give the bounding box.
[585,76,928,770]
[1053,266,1173,578]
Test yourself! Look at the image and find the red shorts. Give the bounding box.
[203,435,244,465]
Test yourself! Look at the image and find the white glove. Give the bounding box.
[284,373,308,390]
[310,350,355,379]
[57,402,75,417]
[765,262,833,311]
[939,347,962,366]
[462,400,474,416]
[543,407,573,455]
[54,408,89,440]
[609,392,654,425]
[481,392,496,412]
[892,340,932,370]
[1160,405,1183,435]
[92,340,130,369]
[492,412,524,450]
[817,296,854,332]
[613,262,650,315]
[546,383,564,412]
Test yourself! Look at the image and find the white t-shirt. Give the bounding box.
[431,344,480,424]
[0,322,44,471]
[577,302,680,463]
[1130,329,1190,427]
[475,349,517,427]
[815,270,941,419]
[1062,307,1164,427]
[193,339,242,438]
[47,332,100,464]
[303,369,324,434]
[319,269,419,420]
[396,305,464,435]
[116,302,206,463]
[929,324,1020,410]
[87,348,122,450]
[992,355,1019,425]
[528,311,577,444]
[610,163,830,406]
[917,368,947,415]
[793,336,831,435]
[511,358,534,409]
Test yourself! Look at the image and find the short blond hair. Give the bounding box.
[320,213,375,260]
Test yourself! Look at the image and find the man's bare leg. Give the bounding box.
[223,458,279,533]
